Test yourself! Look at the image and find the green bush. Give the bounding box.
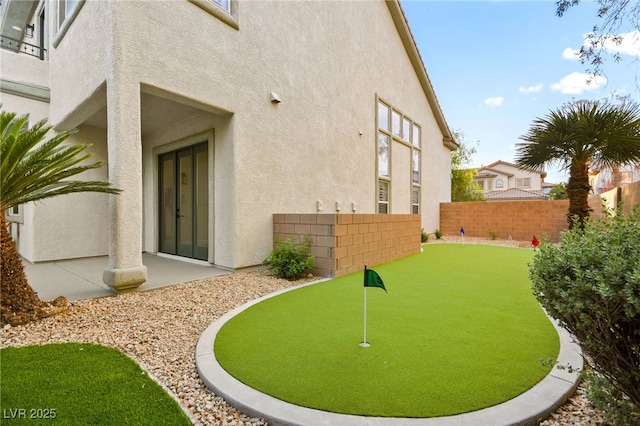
[528,208,640,423]
[488,230,499,240]
[434,229,443,239]
[421,228,429,243]
[263,236,315,280]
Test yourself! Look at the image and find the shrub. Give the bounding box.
[528,208,640,423]
[421,228,429,243]
[263,236,315,280]
[488,231,499,240]
[434,229,443,239]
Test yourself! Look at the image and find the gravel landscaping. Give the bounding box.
[1,239,609,425]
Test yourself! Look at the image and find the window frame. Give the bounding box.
[52,0,85,48]
[376,96,422,215]
[189,0,239,30]
[516,177,531,188]
[378,179,390,214]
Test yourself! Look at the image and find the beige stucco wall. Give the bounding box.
[5,0,454,274]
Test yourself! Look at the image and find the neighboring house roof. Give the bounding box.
[484,188,547,201]
[475,167,514,178]
[480,160,547,179]
[388,1,458,151]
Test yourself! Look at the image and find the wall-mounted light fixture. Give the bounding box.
[269,92,281,104]
[351,202,357,212]
[25,24,34,38]
[316,200,323,212]
[335,201,341,212]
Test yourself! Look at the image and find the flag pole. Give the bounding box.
[360,265,370,348]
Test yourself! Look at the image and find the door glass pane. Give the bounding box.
[195,148,209,250]
[178,151,193,250]
[160,155,176,254]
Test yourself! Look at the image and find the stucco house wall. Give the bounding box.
[1,0,455,289]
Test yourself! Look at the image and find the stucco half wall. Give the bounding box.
[273,214,421,277]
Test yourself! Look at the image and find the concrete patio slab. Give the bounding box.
[24,253,230,301]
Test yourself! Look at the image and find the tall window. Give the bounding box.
[377,97,422,214]
[516,177,531,188]
[378,101,391,213]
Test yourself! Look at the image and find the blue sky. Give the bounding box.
[401,0,640,184]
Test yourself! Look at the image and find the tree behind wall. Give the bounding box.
[0,110,120,326]
[451,130,485,202]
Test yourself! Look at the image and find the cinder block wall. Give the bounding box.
[439,200,570,242]
[440,183,640,243]
[272,214,421,278]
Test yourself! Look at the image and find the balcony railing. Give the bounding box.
[0,34,45,60]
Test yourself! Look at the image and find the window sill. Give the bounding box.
[52,0,86,49]
[189,0,239,30]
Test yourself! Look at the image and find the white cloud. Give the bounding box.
[562,47,580,60]
[519,83,543,94]
[484,97,504,107]
[550,72,607,94]
[588,30,640,57]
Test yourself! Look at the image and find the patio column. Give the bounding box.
[102,76,147,292]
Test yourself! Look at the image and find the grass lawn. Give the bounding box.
[1,343,191,425]
[215,244,560,418]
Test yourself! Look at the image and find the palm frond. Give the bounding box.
[0,110,120,213]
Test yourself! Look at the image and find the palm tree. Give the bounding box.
[516,99,640,228]
[1,109,120,326]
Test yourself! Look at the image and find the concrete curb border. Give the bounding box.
[196,280,582,426]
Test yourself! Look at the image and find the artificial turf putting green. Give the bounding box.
[1,343,191,425]
[215,244,560,418]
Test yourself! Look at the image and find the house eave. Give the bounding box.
[386,0,457,151]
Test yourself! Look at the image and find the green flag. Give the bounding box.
[364,268,386,292]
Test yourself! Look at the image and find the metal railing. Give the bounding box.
[0,34,45,60]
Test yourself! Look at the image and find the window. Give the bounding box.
[5,205,23,224]
[412,124,420,148]
[496,179,504,188]
[53,0,84,47]
[189,0,238,29]
[402,117,411,142]
[58,0,78,29]
[391,110,401,138]
[516,177,531,188]
[377,97,422,215]
[377,102,390,132]
[378,180,389,214]
[211,0,230,12]
[378,133,389,178]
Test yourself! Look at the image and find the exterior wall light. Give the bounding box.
[25,24,34,38]
[269,92,281,104]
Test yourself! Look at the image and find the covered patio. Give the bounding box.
[23,253,230,302]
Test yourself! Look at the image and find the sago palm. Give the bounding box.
[516,99,640,228]
[1,109,120,326]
